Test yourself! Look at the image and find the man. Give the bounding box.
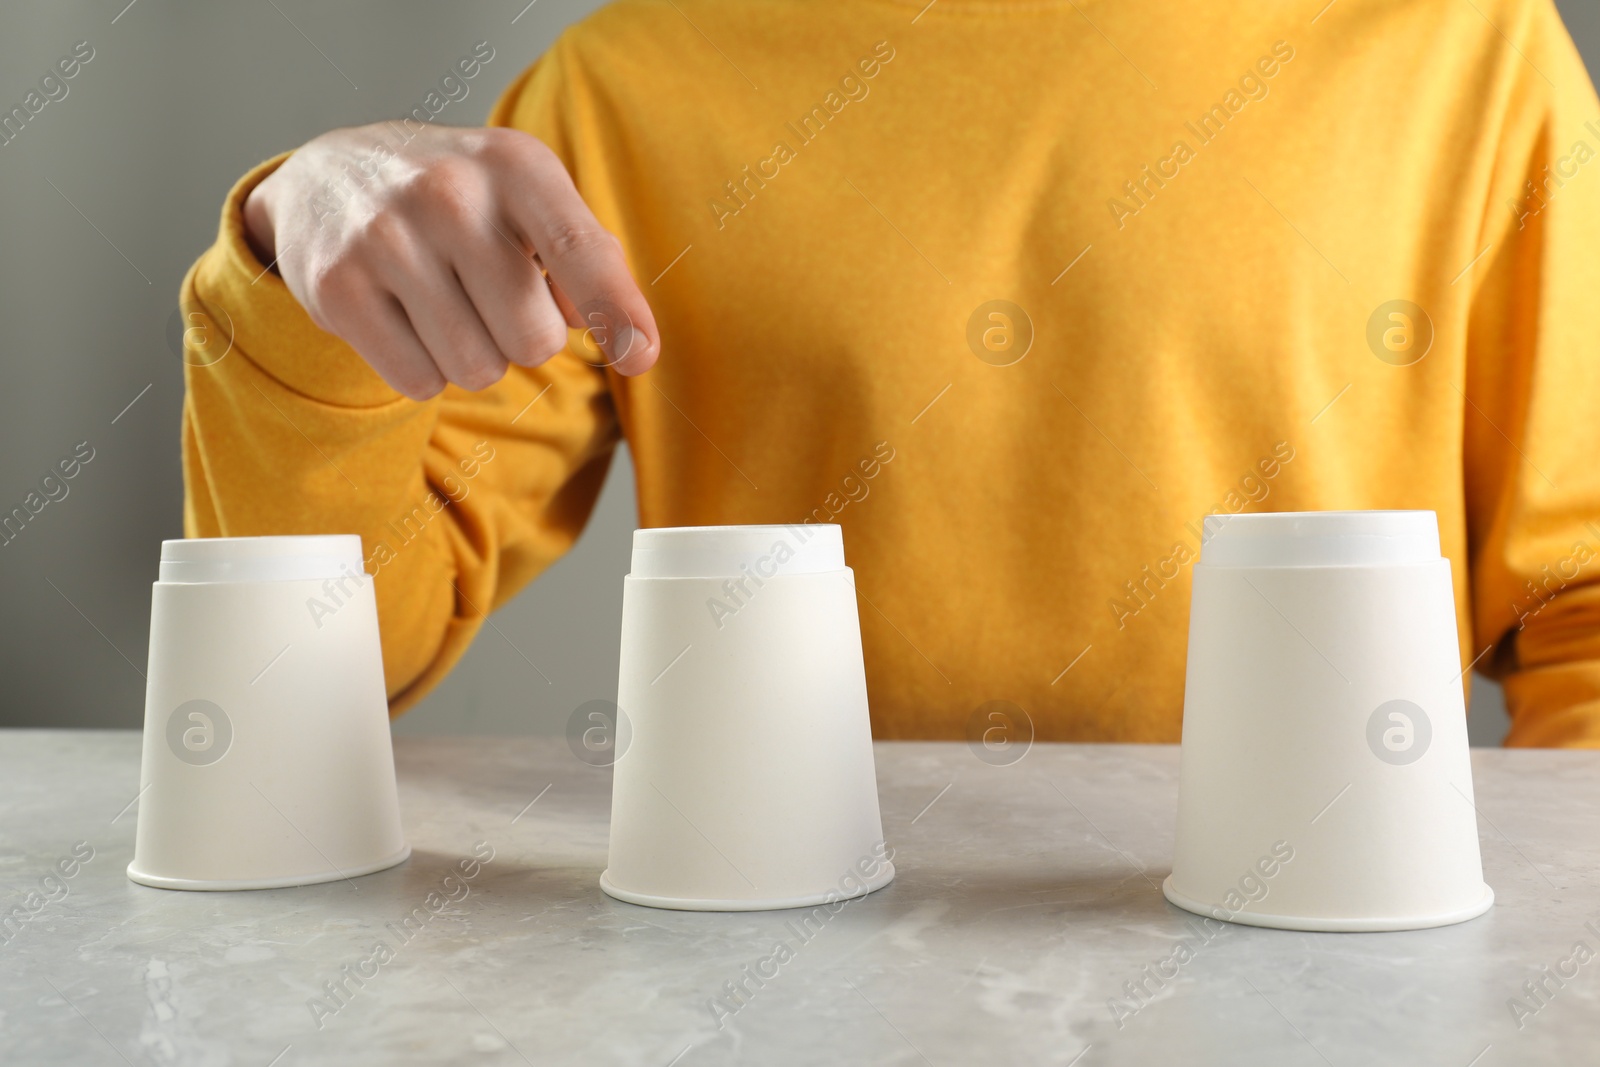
[179,0,1600,745]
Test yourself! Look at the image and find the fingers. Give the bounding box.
[541,266,584,329]
[347,295,451,399]
[298,250,448,400]
[279,125,660,396]
[447,217,570,371]
[499,145,660,375]
[376,251,509,394]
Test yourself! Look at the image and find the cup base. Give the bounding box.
[126,843,412,892]
[1162,875,1494,932]
[599,862,895,912]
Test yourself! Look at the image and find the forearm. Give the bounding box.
[1497,577,1600,748]
[179,169,464,701]
[181,154,623,712]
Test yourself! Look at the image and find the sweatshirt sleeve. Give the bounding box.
[1464,0,1600,747]
[179,41,622,715]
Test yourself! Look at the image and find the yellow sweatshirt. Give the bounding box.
[180,0,1600,746]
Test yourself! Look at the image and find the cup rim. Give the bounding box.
[158,535,366,584]
[630,523,845,578]
[1199,510,1441,568]
[126,842,411,892]
[1162,874,1493,931]
[598,861,894,912]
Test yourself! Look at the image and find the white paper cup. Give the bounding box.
[601,524,895,911]
[128,536,410,890]
[1164,511,1493,931]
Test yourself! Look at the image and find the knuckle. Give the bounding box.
[385,362,445,400]
[543,221,612,257]
[460,365,508,392]
[304,259,359,319]
[436,189,480,229]
[405,375,447,400]
[452,350,508,391]
[497,130,559,174]
[400,158,476,210]
[514,322,570,364]
[467,127,534,167]
[353,211,409,254]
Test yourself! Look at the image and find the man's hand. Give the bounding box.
[242,123,659,398]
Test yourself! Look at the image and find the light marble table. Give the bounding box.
[0,732,1596,1066]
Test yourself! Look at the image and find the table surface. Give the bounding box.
[0,732,1596,1066]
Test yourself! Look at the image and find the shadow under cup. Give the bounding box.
[1165,511,1494,931]
[601,524,895,911]
[127,536,409,891]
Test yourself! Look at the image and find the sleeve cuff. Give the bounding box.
[1503,663,1600,748]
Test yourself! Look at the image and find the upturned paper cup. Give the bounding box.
[600,524,895,911]
[127,536,410,890]
[1164,511,1493,931]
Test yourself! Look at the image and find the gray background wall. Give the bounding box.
[0,0,1594,744]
